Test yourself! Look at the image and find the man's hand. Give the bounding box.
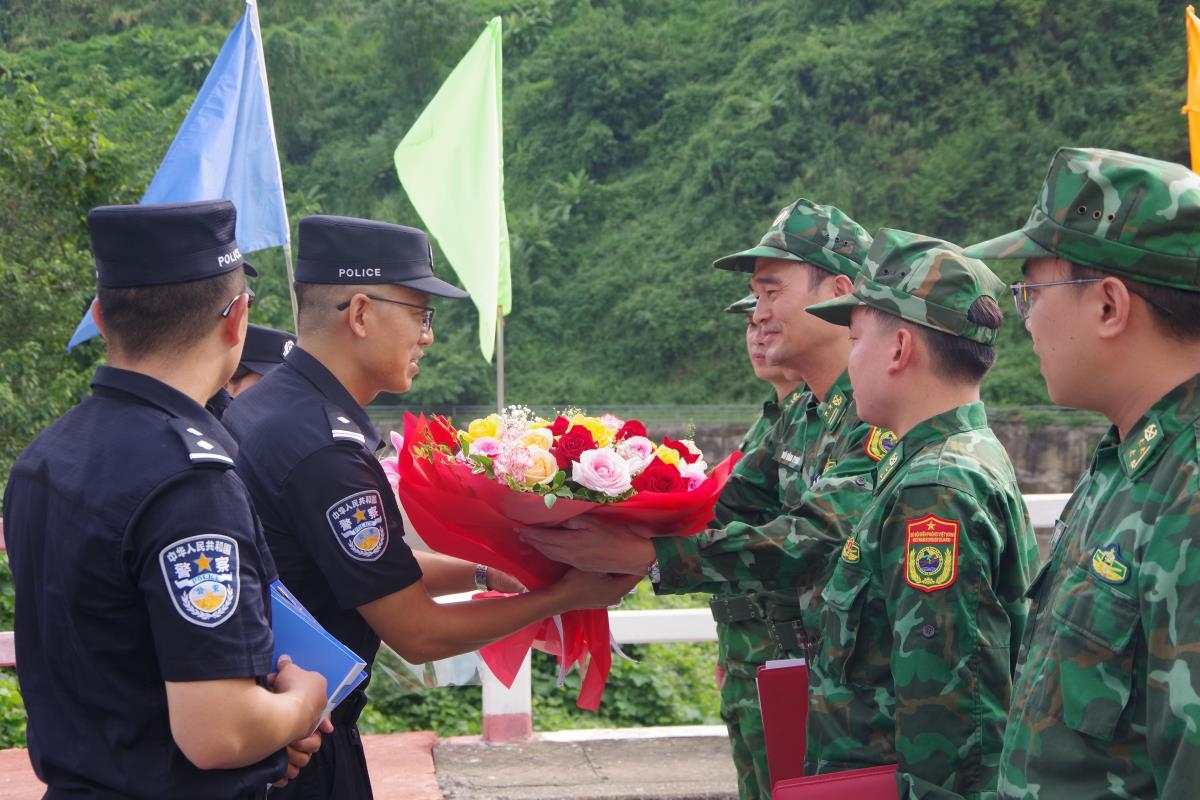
[485,567,527,594]
[551,567,643,610]
[519,518,656,575]
[271,717,333,788]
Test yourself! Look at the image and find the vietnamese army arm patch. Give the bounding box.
[904,514,959,592]
[159,534,240,627]
[864,426,898,462]
[326,489,388,561]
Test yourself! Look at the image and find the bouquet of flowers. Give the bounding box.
[383,407,740,710]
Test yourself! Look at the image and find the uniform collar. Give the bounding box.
[817,370,855,431]
[281,346,383,452]
[1117,373,1200,478]
[780,384,808,412]
[875,401,988,489]
[92,365,236,451]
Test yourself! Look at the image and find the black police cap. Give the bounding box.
[87,200,257,288]
[240,324,297,376]
[294,215,469,299]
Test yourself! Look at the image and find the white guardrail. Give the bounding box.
[467,493,1072,742]
[0,497,1071,730]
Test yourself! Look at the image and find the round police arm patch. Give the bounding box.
[326,489,389,561]
[159,534,241,627]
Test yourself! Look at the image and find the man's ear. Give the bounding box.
[220,292,250,347]
[890,325,916,375]
[342,293,371,339]
[1096,276,1134,340]
[90,298,107,339]
[831,273,855,298]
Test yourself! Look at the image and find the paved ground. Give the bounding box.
[0,726,738,800]
[436,726,737,800]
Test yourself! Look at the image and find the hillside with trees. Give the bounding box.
[1,0,1186,483]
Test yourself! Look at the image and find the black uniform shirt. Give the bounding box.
[223,347,422,676]
[3,366,283,800]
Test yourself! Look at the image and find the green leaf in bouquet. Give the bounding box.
[544,493,558,509]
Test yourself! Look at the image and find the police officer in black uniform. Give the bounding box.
[229,323,297,396]
[207,324,297,419]
[223,214,640,799]
[3,200,330,799]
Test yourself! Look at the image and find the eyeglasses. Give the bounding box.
[1010,278,1172,320]
[336,294,435,332]
[220,286,256,318]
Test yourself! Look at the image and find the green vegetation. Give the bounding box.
[361,584,720,736]
[0,0,1184,742]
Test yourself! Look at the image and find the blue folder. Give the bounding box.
[270,580,367,720]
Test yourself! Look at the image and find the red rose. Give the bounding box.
[615,419,648,441]
[632,458,687,493]
[548,416,571,437]
[661,437,701,464]
[553,425,596,469]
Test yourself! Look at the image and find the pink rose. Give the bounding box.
[571,448,633,496]
[615,435,657,475]
[469,437,502,458]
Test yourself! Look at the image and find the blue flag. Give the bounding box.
[68,0,287,350]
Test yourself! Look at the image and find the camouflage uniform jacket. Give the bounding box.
[807,402,1039,799]
[999,376,1200,800]
[656,371,890,648]
[735,390,784,455]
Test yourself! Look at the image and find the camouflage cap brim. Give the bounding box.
[724,293,758,314]
[961,228,1056,261]
[712,245,797,273]
[805,293,862,327]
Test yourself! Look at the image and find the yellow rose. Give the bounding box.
[524,446,560,486]
[654,444,681,466]
[520,426,554,450]
[572,415,612,448]
[464,414,501,443]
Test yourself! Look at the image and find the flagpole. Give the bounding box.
[495,305,505,413]
[283,242,299,331]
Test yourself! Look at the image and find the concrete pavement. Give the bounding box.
[0,725,739,799]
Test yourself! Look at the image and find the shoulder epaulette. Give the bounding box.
[819,389,848,430]
[168,418,235,468]
[325,403,366,446]
[1120,415,1165,476]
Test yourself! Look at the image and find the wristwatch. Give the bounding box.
[647,559,661,585]
[474,563,490,591]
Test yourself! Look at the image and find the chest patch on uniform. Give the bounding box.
[159,534,240,627]
[904,514,959,592]
[326,490,388,561]
[864,427,898,462]
[1090,544,1131,585]
[841,537,861,563]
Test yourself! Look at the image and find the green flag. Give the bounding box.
[394,17,511,362]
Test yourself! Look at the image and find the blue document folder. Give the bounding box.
[270,580,367,720]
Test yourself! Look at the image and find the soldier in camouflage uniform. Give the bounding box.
[727,292,798,454]
[805,228,1040,798]
[963,147,1200,799]
[523,200,891,799]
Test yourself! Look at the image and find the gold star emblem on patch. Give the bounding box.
[354,509,367,522]
[194,554,212,572]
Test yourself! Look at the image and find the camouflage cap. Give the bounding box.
[962,147,1200,291]
[712,198,872,279]
[807,228,1006,345]
[724,293,757,314]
